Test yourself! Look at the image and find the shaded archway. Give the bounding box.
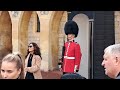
[19,11,40,60]
[50,11,64,70]
[19,11,32,59]
[0,11,12,60]
[73,14,90,79]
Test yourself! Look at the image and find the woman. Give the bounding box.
[0,53,24,79]
[24,42,42,79]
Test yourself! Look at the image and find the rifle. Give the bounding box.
[61,35,66,63]
[58,36,65,70]
[61,44,65,62]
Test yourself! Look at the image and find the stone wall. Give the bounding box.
[115,11,120,44]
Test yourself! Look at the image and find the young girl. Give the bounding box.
[1,53,24,79]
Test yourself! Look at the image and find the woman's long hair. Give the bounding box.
[25,42,42,59]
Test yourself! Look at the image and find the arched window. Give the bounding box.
[37,14,40,32]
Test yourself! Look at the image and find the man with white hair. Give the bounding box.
[101,44,120,79]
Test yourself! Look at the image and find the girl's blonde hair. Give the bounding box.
[2,52,24,79]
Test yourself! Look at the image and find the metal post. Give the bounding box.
[89,19,94,79]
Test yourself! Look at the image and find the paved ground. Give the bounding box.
[41,70,63,79]
[0,70,63,79]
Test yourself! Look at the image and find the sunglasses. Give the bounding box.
[28,45,33,48]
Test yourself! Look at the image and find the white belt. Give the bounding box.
[64,56,75,59]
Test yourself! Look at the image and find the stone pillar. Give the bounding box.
[115,11,120,44]
[12,18,19,53]
[39,16,50,71]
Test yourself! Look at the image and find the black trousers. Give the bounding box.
[25,72,34,79]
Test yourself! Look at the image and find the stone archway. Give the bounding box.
[50,11,65,70]
[19,11,40,60]
[0,11,12,61]
[19,11,32,60]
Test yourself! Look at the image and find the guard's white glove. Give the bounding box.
[74,65,77,73]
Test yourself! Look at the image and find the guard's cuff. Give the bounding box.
[74,65,78,72]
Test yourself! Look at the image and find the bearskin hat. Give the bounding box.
[64,20,79,37]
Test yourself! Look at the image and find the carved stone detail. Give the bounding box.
[11,11,19,17]
[40,11,49,15]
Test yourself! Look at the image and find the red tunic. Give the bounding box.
[62,41,82,73]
